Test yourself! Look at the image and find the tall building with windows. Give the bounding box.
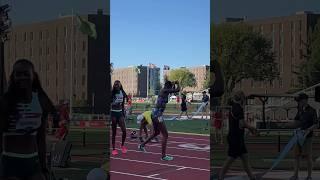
[226,11,320,94]
[4,9,110,113]
[111,64,160,97]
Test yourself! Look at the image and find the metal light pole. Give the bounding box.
[0,4,10,97]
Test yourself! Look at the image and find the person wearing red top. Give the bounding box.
[213,111,224,144]
[56,101,69,140]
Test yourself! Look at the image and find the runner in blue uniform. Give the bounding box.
[138,81,180,161]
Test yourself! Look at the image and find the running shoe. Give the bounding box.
[120,146,128,154]
[138,144,147,152]
[161,155,173,161]
[111,150,118,156]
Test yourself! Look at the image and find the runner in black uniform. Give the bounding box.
[0,59,55,180]
[178,93,191,119]
[138,81,180,161]
[219,91,257,180]
[111,80,129,156]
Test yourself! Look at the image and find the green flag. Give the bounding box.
[76,15,97,39]
[135,66,141,74]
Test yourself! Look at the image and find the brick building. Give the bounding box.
[4,9,110,114]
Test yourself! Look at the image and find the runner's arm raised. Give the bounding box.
[163,82,180,94]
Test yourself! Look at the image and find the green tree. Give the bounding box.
[168,68,197,91]
[212,22,278,102]
[297,20,320,88]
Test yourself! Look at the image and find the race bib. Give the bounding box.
[15,114,42,131]
[114,92,124,104]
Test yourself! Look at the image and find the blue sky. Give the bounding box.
[111,0,209,69]
[212,0,320,23]
[6,0,108,25]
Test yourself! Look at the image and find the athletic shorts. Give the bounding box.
[0,155,41,178]
[227,135,247,158]
[294,136,313,157]
[153,108,165,122]
[111,111,124,121]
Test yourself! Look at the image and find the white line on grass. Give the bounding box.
[110,171,167,180]
[111,157,210,172]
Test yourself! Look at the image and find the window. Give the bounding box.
[279,78,283,88]
[299,49,303,59]
[46,30,49,39]
[47,47,50,55]
[291,22,295,58]
[30,47,33,57]
[30,32,33,40]
[64,58,67,70]
[272,24,275,50]
[291,78,295,87]
[82,75,86,86]
[56,28,58,39]
[251,80,254,88]
[40,31,43,40]
[64,26,67,37]
[56,43,58,54]
[74,42,77,52]
[39,47,42,56]
[299,20,302,47]
[279,58,283,73]
[82,58,86,68]
[82,92,85,99]
[82,41,86,51]
[270,80,274,88]
[299,20,302,32]
[24,32,27,41]
[64,43,67,53]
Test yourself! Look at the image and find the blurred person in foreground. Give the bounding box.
[219,91,257,180]
[0,59,55,179]
[290,93,318,180]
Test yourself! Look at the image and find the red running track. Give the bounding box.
[110,128,210,180]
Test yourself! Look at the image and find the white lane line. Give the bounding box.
[148,174,160,177]
[111,148,209,160]
[176,167,186,171]
[114,141,210,152]
[110,171,167,180]
[111,157,210,172]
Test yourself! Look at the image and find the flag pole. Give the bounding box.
[70,8,74,118]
